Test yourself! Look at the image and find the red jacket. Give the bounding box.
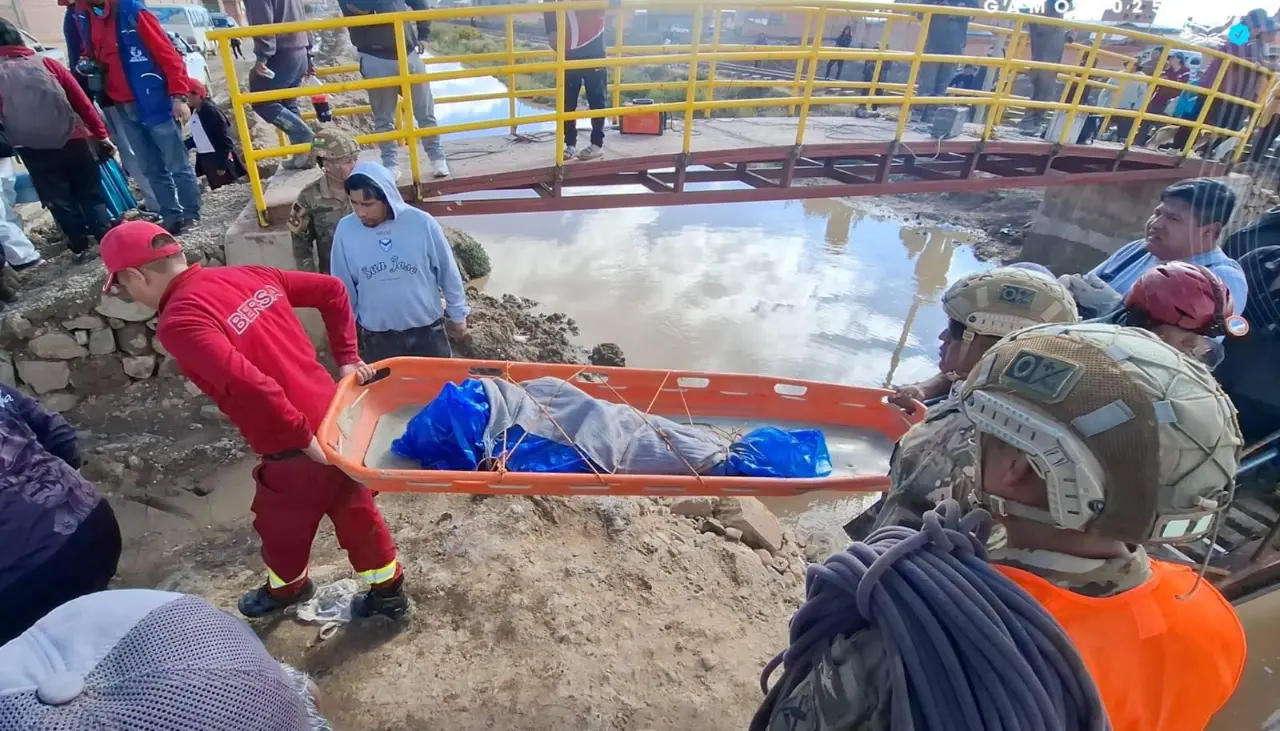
[155,265,362,457]
[75,0,188,104]
[0,46,107,140]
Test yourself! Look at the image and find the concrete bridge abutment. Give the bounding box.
[1021,173,1257,275]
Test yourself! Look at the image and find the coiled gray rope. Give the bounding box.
[751,500,1110,731]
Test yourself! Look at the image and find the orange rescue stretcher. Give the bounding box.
[318,358,924,497]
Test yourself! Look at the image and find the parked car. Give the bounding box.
[152,4,217,55]
[18,28,67,67]
[169,32,210,87]
[211,12,239,30]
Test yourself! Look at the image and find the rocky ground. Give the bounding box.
[118,492,834,731]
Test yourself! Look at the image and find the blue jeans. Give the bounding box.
[248,47,315,145]
[102,105,158,212]
[359,52,444,165]
[113,103,201,225]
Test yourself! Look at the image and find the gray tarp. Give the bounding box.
[481,377,730,474]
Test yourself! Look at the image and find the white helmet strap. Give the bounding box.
[970,487,1059,525]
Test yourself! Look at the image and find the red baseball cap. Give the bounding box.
[100,221,184,293]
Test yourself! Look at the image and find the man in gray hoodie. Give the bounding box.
[329,161,467,360]
[244,0,315,168]
[337,0,449,179]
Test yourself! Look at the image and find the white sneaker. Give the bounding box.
[564,145,577,160]
[431,158,450,178]
[577,144,604,161]
[385,165,401,181]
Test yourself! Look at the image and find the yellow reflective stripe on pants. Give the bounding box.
[357,559,398,586]
[267,566,307,590]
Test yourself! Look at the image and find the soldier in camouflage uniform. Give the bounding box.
[287,128,360,275]
[845,267,1079,540]
[764,323,1246,730]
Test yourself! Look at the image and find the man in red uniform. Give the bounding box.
[100,220,408,620]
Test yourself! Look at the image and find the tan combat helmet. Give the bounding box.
[943,267,1079,341]
[959,322,1243,544]
[311,128,361,161]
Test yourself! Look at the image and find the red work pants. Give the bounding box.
[250,454,399,593]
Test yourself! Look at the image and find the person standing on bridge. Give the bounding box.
[243,0,316,170]
[100,220,410,622]
[330,161,469,360]
[545,0,607,162]
[1061,178,1247,320]
[337,0,449,179]
[912,0,978,123]
[773,323,1246,731]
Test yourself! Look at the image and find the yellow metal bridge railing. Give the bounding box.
[209,0,1277,227]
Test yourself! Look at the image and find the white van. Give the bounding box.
[150,5,216,56]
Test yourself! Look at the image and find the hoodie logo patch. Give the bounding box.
[378,237,392,252]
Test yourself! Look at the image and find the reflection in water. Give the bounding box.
[449,197,983,534]
[798,198,864,252]
[420,58,985,535]
[426,58,554,138]
[883,226,962,387]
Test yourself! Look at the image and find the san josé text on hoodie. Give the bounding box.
[329,161,470,334]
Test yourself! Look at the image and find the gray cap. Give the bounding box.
[0,590,311,730]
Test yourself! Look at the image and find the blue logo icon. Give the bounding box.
[1228,23,1251,45]
[378,237,392,252]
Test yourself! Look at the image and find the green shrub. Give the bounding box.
[447,228,492,281]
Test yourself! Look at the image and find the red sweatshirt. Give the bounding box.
[77,0,189,104]
[155,265,362,457]
[0,47,108,140]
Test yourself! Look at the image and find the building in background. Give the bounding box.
[206,0,248,25]
[1,0,201,48]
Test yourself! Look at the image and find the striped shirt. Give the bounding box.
[1088,240,1249,317]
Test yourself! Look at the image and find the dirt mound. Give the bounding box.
[121,493,810,730]
[457,291,591,364]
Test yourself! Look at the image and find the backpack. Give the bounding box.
[1222,208,1280,262]
[0,56,78,150]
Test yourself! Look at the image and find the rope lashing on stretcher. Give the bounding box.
[750,500,1110,731]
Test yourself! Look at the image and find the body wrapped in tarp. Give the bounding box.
[391,377,832,478]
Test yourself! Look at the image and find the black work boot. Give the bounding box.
[353,575,411,620]
[238,579,315,618]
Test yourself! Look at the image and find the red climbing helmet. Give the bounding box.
[1124,261,1249,338]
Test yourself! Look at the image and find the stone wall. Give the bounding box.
[0,249,224,411]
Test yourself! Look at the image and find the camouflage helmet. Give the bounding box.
[311,128,360,160]
[942,267,1079,339]
[959,322,1242,545]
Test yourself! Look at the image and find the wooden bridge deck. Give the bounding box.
[259,115,1226,220]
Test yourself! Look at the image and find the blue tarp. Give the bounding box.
[391,378,832,478]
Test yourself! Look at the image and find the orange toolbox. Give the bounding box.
[619,98,667,135]
[318,358,922,497]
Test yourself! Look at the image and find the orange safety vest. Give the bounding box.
[997,560,1246,731]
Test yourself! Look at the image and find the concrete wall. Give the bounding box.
[1021,173,1257,275]
[225,198,328,349]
